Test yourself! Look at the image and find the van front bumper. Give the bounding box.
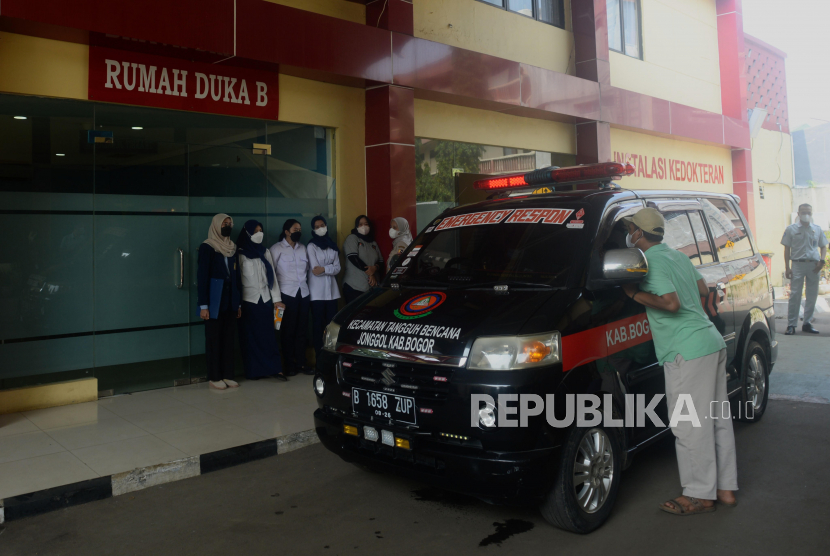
[314,408,557,504]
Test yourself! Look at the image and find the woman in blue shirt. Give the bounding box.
[197,214,241,390]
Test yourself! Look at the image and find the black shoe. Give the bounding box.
[785,326,796,335]
[284,368,298,377]
[802,323,820,334]
[302,366,315,376]
[274,373,289,382]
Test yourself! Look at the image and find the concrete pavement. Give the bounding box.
[1,399,828,556]
[771,312,830,403]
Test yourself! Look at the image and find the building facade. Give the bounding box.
[0,0,788,401]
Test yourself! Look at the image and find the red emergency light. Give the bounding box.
[473,162,635,190]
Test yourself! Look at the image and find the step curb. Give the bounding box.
[0,428,319,524]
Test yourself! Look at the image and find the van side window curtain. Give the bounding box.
[607,0,642,59]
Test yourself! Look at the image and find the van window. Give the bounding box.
[700,199,754,262]
[394,204,589,289]
[687,211,715,265]
[662,211,701,266]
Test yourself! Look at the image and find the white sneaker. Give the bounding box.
[223,379,239,388]
[210,380,227,390]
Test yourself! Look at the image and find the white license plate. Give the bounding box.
[351,388,416,425]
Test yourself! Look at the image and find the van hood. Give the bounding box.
[335,288,558,361]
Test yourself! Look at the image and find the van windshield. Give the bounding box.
[390,204,588,289]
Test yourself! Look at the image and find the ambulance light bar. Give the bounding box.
[473,162,635,190]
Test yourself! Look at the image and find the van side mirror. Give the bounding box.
[602,248,649,282]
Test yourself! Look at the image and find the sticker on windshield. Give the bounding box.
[392,267,408,275]
[401,258,411,266]
[566,208,585,229]
[410,246,422,255]
[504,208,574,225]
[435,209,514,231]
[424,226,435,233]
[394,292,447,320]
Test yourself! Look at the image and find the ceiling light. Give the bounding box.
[14,116,27,120]
[56,153,65,157]
[131,126,143,130]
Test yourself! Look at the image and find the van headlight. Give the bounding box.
[322,322,341,352]
[467,332,561,370]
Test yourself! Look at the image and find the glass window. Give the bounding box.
[508,0,534,17]
[700,199,755,262]
[607,0,642,59]
[688,211,715,265]
[662,211,701,266]
[537,0,564,27]
[607,0,622,52]
[394,203,589,290]
[477,0,565,29]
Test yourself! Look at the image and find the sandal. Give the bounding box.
[659,496,717,516]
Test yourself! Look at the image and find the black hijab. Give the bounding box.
[236,219,274,289]
[308,215,339,253]
[351,214,375,242]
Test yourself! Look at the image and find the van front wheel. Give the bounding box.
[539,425,621,534]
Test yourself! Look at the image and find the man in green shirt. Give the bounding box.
[622,208,737,516]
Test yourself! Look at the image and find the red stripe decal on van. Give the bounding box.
[561,314,652,372]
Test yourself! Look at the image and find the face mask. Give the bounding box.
[314,226,328,237]
[800,214,812,224]
[221,226,232,237]
[250,231,264,244]
[357,225,370,236]
[389,228,399,239]
[290,231,302,243]
[625,231,639,249]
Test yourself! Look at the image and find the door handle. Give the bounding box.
[178,248,184,289]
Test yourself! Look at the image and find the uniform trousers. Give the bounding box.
[205,309,236,382]
[788,260,821,328]
[663,348,738,500]
[281,290,310,372]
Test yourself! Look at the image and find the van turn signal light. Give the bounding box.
[394,437,411,450]
[343,424,358,436]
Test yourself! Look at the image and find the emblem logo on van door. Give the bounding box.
[394,292,448,320]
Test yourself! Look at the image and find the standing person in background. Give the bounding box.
[387,217,414,271]
[307,216,341,359]
[342,215,383,304]
[237,220,287,382]
[197,214,242,390]
[782,203,828,335]
[270,219,312,376]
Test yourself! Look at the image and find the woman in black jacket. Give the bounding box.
[197,214,242,390]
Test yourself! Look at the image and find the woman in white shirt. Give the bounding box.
[237,220,287,381]
[269,219,312,376]
[307,216,341,358]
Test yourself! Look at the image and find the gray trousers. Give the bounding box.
[664,348,738,499]
[788,260,821,328]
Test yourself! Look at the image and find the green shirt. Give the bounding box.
[639,243,726,365]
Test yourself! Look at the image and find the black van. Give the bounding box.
[312,162,777,533]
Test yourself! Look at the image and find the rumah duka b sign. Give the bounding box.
[88,46,279,120]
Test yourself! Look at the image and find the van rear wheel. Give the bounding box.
[737,341,769,422]
[539,425,621,534]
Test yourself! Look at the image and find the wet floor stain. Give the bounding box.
[478,519,534,547]
[411,487,479,509]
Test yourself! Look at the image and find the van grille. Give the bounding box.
[339,357,453,401]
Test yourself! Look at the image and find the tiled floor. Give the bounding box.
[0,375,318,500]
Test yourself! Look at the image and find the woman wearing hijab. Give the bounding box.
[197,214,242,390]
[307,216,341,358]
[269,219,312,376]
[237,220,287,381]
[387,217,414,270]
[342,215,383,304]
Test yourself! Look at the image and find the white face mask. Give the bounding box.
[314,226,328,237]
[357,225,370,236]
[389,228,399,239]
[625,231,639,249]
[250,231,264,244]
[800,213,812,224]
